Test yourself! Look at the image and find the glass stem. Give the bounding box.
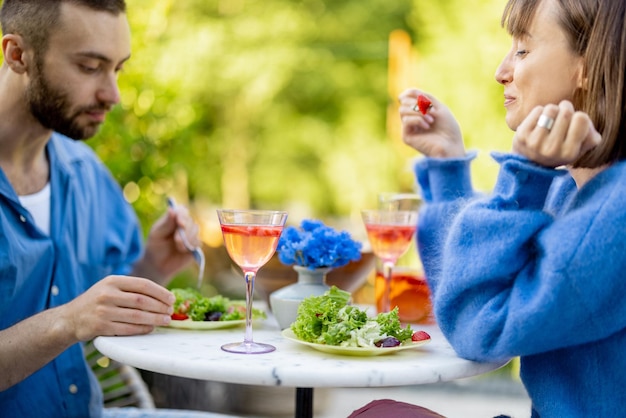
[382,261,394,313]
[244,271,256,344]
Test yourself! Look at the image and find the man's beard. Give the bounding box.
[26,58,108,140]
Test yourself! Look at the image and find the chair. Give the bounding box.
[84,340,156,409]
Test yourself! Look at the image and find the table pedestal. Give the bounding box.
[296,387,313,418]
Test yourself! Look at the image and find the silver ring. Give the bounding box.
[412,105,419,112]
[537,114,555,131]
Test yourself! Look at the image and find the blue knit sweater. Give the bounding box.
[414,151,626,417]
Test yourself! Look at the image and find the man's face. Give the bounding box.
[26,3,131,140]
[26,54,99,140]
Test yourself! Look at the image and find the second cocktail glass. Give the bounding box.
[361,210,418,314]
[216,209,288,354]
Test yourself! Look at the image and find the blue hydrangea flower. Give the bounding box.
[277,219,362,269]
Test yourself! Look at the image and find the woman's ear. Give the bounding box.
[2,34,30,74]
[575,58,587,90]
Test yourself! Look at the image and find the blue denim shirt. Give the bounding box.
[0,133,143,417]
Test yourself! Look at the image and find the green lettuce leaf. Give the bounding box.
[171,288,266,321]
[290,286,413,347]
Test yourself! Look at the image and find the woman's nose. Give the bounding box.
[495,50,513,85]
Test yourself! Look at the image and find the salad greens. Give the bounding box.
[171,288,266,322]
[291,286,414,347]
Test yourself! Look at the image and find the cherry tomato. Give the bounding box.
[411,331,431,342]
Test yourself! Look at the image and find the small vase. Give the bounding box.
[269,266,332,329]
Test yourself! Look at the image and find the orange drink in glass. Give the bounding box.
[374,265,434,324]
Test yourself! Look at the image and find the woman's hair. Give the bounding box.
[0,0,126,57]
[502,0,626,168]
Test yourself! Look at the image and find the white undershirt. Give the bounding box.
[18,182,51,235]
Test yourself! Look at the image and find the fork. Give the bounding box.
[166,197,206,289]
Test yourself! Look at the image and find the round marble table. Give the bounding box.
[94,318,508,418]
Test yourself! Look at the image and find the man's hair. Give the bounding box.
[0,0,126,56]
[502,0,626,168]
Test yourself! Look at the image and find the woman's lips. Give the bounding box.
[504,95,515,107]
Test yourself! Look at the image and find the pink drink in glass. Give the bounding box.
[361,210,418,314]
[220,225,283,272]
[362,224,415,263]
[217,209,287,354]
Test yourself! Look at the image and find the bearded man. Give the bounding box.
[0,1,204,416]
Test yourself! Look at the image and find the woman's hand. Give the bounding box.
[512,100,601,167]
[398,88,465,158]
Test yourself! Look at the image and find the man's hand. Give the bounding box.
[0,275,174,390]
[59,275,174,341]
[133,203,201,284]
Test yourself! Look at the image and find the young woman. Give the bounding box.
[395,0,626,416]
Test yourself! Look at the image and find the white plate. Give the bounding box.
[165,319,246,330]
[281,329,430,356]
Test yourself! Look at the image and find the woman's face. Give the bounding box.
[495,0,584,131]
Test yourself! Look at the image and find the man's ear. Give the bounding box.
[2,34,30,74]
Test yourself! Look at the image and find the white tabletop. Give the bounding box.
[94,317,507,389]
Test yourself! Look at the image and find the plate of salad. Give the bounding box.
[166,288,266,330]
[283,286,430,356]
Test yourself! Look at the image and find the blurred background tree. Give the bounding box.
[85,0,512,246]
[0,0,512,271]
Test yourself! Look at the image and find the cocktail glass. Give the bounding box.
[378,192,422,212]
[375,193,432,322]
[361,209,418,314]
[216,209,288,354]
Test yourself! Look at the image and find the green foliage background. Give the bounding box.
[6,0,515,234]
